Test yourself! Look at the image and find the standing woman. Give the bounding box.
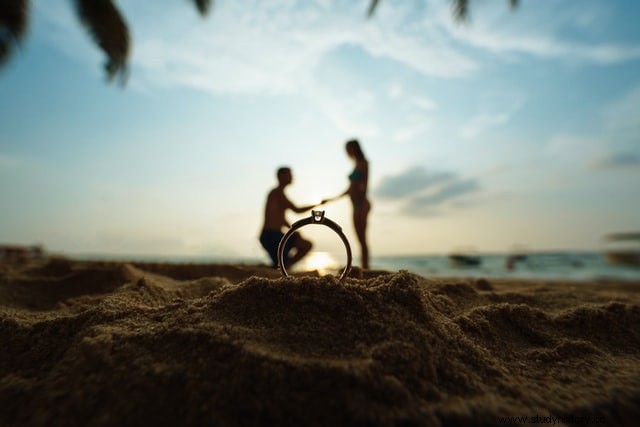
[324,139,371,269]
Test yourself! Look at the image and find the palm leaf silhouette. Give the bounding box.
[368,0,519,21]
[452,0,470,21]
[73,0,210,83]
[1,0,518,83]
[73,0,130,83]
[0,0,210,81]
[367,0,379,19]
[0,0,28,68]
[194,0,213,16]
[452,0,519,21]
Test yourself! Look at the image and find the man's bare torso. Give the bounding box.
[262,187,290,231]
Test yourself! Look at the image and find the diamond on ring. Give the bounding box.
[312,210,325,223]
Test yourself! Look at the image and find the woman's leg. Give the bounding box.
[353,201,370,269]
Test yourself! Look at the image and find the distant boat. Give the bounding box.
[603,233,640,266]
[505,253,528,271]
[448,253,482,267]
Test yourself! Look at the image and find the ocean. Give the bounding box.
[372,252,640,281]
[73,251,640,282]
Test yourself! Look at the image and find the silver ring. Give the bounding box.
[278,210,352,281]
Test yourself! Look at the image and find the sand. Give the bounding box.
[1,257,639,426]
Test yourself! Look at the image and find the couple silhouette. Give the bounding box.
[259,139,370,270]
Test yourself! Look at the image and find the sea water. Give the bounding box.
[74,251,640,281]
[372,252,640,281]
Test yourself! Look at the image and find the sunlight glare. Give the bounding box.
[301,251,339,275]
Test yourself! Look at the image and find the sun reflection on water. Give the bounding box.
[300,251,339,275]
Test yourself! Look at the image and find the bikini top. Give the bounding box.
[349,168,364,182]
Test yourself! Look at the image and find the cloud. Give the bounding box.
[387,82,403,98]
[588,86,640,171]
[440,0,640,65]
[35,0,640,99]
[392,122,431,142]
[360,16,477,79]
[308,84,380,137]
[588,153,640,171]
[387,82,437,110]
[603,84,640,134]
[375,166,453,199]
[405,177,480,215]
[542,85,640,173]
[375,166,481,216]
[458,97,524,139]
[540,133,607,178]
[459,112,510,139]
[410,96,437,111]
[36,0,479,96]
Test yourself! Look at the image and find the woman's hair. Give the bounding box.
[346,139,366,160]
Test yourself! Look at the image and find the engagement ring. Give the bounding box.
[278,210,352,281]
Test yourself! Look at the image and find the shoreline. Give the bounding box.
[49,250,640,282]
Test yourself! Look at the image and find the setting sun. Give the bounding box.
[299,251,339,275]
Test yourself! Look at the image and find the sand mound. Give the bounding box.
[130,261,282,282]
[1,261,639,426]
[0,260,131,310]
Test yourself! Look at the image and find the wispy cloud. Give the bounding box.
[440,0,640,65]
[405,177,480,216]
[589,84,640,171]
[541,82,640,176]
[375,165,481,216]
[35,0,640,97]
[589,153,640,171]
[376,166,453,198]
[459,112,510,139]
[309,84,380,137]
[410,96,437,111]
[458,97,523,139]
[387,82,437,110]
[603,84,640,134]
[543,133,606,171]
[392,121,431,143]
[36,0,478,96]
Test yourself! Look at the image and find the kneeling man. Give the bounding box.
[260,167,315,268]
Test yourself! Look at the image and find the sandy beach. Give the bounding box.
[1,257,639,426]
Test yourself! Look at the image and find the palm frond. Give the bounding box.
[452,0,470,22]
[192,0,213,16]
[0,0,29,68]
[367,0,379,19]
[73,0,130,84]
[453,0,518,22]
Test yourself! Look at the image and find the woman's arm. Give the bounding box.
[321,187,349,205]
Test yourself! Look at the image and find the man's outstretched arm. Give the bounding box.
[284,195,317,214]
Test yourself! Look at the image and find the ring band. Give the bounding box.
[278,210,352,281]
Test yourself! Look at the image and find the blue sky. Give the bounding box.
[1,0,639,262]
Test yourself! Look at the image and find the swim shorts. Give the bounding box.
[259,229,300,267]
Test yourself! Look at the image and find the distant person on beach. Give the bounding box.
[322,139,371,269]
[260,167,315,269]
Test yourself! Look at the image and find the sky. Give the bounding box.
[1,0,639,263]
